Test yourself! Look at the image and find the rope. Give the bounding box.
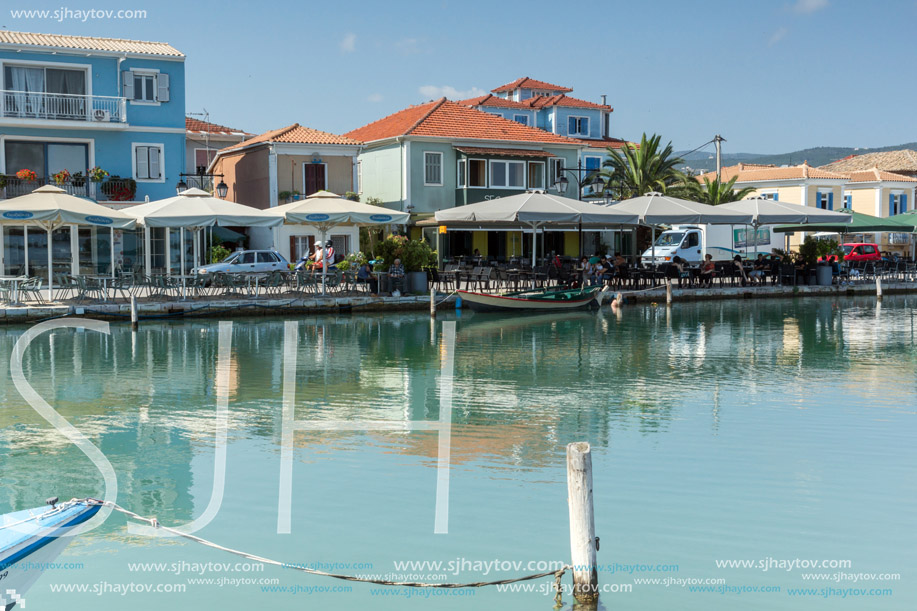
[80,498,570,599]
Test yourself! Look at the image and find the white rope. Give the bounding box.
[0,501,73,531]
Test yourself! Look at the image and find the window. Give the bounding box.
[568,116,589,136]
[889,192,907,216]
[457,160,466,187]
[815,191,833,210]
[194,149,217,172]
[549,158,565,188]
[257,252,277,264]
[133,143,164,181]
[761,192,778,200]
[843,194,852,208]
[424,152,443,186]
[330,234,351,254]
[584,156,602,193]
[527,161,545,189]
[490,160,525,189]
[513,114,529,126]
[468,159,486,187]
[862,245,876,255]
[122,70,169,103]
[240,252,255,264]
[3,65,87,119]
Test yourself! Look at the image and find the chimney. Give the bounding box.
[600,94,607,106]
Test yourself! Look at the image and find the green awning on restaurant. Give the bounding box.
[774,208,916,233]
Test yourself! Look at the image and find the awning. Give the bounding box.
[454,146,554,158]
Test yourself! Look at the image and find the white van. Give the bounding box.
[640,224,782,266]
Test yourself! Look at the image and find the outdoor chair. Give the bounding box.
[389,273,406,294]
[19,277,44,303]
[53,273,78,300]
[263,271,287,297]
[294,271,318,296]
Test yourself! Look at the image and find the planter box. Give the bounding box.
[407,271,428,294]
[816,265,833,286]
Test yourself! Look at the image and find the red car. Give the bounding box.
[841,243,881,262]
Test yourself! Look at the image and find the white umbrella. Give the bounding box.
[0,185,136,301]
[124,188,283,281]
[436,191,640,286]
[268,191,410,294]
[608,192,755,266]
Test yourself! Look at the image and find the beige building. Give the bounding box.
[209,124,363,261]
[841,169,916,255]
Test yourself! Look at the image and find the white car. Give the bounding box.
[194,250,290,276]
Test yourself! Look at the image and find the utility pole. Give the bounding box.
[714,134,726,181]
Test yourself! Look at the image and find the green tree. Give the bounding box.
[680,175,757,206]
[595,133,685,200]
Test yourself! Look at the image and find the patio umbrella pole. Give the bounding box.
[47,226,53,302]
[180,227,186,299]
[111,227,116,279]
[320,228,327,295]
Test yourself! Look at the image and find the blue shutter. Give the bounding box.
[827,192,833,211]
[902,193,908,213]
[889,193,895,216]
[568,116,576,135]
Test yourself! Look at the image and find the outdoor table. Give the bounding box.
[86,274,115,302]
[173,274,198,300]
[0,275,27,306]
[242,273,270,298]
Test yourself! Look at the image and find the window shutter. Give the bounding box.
[122,71,133,99]
[157,73,170,102]
[889,192,895,216]
[568,116,576,135]
[827,192,833,211]
[149,147,161,179]
[902,193,908,213]
[136,146,149,179]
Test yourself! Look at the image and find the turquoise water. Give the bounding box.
[0,296,915,610]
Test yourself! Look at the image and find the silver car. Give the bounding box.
[194,249,290,276]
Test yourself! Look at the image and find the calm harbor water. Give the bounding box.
[1,296,915,610]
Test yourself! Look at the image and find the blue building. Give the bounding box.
[0,30,185,278]
[0,30,185,202]
[459,77,629,197]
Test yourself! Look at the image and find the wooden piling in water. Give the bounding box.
[430,289,436,317]
[876,277,883,300]
[567,441,598,604]
[666,279,673,304]
[130,295,139,330]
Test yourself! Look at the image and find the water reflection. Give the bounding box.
[0,296,914,523]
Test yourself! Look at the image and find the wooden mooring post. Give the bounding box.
[876,276,883,300]
[130,295,139,330]
[666,279,673,305]
[567,441,599,604]
[430,289,436,317]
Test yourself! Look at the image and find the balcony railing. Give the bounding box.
[1,90,127,123]
[886,232,912,245]
[1,177,137,201]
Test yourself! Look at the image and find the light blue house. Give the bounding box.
[459,77,630,197]
[0,30,186,277]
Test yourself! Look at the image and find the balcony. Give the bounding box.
[1,176,138,202]
[1,90,126,123]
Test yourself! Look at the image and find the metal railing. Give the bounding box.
[1,177,137,201]
[1,90,127,123]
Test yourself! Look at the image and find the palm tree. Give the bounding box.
[594,133,685,200]
[681,175,756,206]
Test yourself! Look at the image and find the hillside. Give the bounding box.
[677,142,917,173]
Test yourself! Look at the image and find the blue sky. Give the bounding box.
[4,0,916,154]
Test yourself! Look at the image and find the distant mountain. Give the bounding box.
[676,142,917,173]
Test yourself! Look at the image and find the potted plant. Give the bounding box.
[375,234,436,293]
[796,236,819,284]
[278,191,292,203]
[15,168,37,182]
[51,169,71,186]
[87,166,109,183]
[101,176,137,201]
[71,171,86,187]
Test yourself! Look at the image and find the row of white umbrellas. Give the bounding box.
[0,186,409,300]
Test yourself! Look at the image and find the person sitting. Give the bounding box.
[356,261,378,295]
[699,254,715,285]
[321,240,336,269]
[598,256,614,286]
[733,255,749,286]
[613,252,627,272]
[749,254,767,285]
[388,258,406,293]
[312,245,324,269]
[580,256,595,287]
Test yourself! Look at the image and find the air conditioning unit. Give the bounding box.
[92,109,110,122]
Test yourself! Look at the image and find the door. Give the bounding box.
[684,231,701,262]
[290,235,315,262]
[303,164,326,196]
[237,251,256,272]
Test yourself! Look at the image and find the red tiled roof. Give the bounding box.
[344,99,582,145]
[453,146,554,158]
[577,137,632,150]
[220,123,361,153]
[460,93,611,111]
[186,117,250,136]
[697,162,848,183]
[0,29,183,56]
[492,77,572,93]
[845,168,917,183]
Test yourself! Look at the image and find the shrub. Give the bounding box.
[374,234,436,272]
[210,245,231,263]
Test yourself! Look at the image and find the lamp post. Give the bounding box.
[176,167,227,198]
[552,162,605,257]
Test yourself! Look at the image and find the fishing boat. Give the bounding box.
[0,498,100,610]
[457,285,606,312]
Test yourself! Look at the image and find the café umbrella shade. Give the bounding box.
[718,197,854,226]
[268,191,410,294]
[774,208,915,233]
[124,188,284,278]
[0,185,137,301]
[608,192,755,225]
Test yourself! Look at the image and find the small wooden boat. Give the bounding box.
[1,498,100,610]
[458,286,606,312]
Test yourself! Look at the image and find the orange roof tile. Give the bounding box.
[0,30,183,56]
[186,117,250,136]
[697,162,848,183]
[844,168,917,183]
[577,137,632,150]
[460,93,611,111]
[819,149,917,174]
[457,94,531,109]
[344,99,582,146]
[453,146,554,158]
[218,124,360,154]
[492,77,572,93]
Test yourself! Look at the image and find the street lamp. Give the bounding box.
[552,162,604,201]
[175,179,188,194]
[553,175,570,194]
[216,179,228,199]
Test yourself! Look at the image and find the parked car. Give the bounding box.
[194,250,290,276]
[841,243,882,262]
